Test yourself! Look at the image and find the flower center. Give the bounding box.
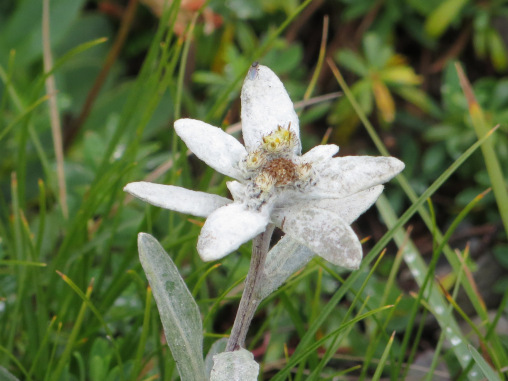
[262,157,298,186]
[240,124,315,209]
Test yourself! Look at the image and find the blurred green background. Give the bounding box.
[1,0,507,379]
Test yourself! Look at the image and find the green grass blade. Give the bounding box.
[131,286,153,381]
[468,345,502,381]
[51,280,93,381]
[456,62,508,238]
[371,332,395,381]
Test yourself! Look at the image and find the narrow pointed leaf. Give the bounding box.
[138,233,205,381]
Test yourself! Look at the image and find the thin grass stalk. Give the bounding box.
[35,180,46,256]
[43,321,61,381]
[309,268,323,326]
[424,255,467,381]
[19,209,49,365]
[71,0,139,140]
[372,332,396,381]
[97,0,180,173]
[57,270,125,368]
[51,280,94,381]
[192,264,221,297]
[4,173,26,360]
[455,62,508,237]
[440,282,502,371]
[402,306,429,380]
[203,275,246,327]
[279,291,307,340]
[360,233,411,380]
[0,50,15,124]
[27,316,57,379]
[131,287,153,380]
[42,0,68,218]
[174,15,197,121]
[0,67,52,183]
[0,94,49,142]
[302,15,329,104]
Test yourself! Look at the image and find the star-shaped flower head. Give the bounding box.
[125,63,404,269]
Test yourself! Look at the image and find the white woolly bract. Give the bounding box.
[241,65,300,154]
[175,118,247,180]
[124,182,231,218]
[210,349,259,381]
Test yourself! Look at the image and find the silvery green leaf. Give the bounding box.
[256,236,315,300]
[205,338,228,380]
[210,349,259,381]
[0,367,20,381]
[138,233,205,381]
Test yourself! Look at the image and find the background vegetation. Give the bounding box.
[0,0,507,379]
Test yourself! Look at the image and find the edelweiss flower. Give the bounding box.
[124,63,404,269]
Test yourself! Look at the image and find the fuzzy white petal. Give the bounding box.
[241,65,300,154]
[313,156,404,198]
[278,208,363,269]
[301,144,339,163]
[175,119,247,180]
[226,181,246,203]
[273,185,384,225]
[197,204,269,261]
[124,182,231,217]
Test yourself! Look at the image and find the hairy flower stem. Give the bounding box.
[226,224,275,352]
